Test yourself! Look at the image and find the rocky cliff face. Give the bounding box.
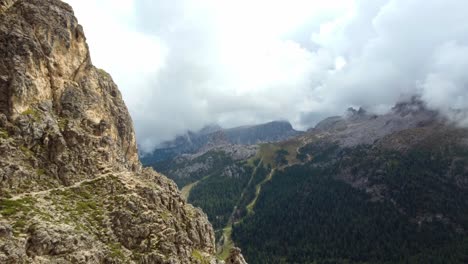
[0,0,240,263]
[224,248,247,264]
[307,98,439,148]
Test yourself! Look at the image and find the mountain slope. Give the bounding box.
[140,121,302,236]
[233,106,468,263]
[0,1,243,263]
[147,98,468,263]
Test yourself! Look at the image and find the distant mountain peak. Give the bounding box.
[142,120,303,163]
[307,99,441,147]
[392,96,430,116]
[198,123,223,135]
[346,106,367,115]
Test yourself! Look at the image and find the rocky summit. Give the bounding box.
[141,121,302,165]
[0,0,243,263]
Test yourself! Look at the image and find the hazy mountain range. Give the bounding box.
[141,121,303,164]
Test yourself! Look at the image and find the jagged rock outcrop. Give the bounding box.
[0,0,245,263]
[306,98,439,147]
[225,248,247,264]
[0,0,139,194]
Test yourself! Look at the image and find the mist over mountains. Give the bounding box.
[67,0,468,153]
[140,97,468,263]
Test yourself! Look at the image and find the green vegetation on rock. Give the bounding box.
[21,108,41,122]
[192,249,210,264]
[0,129,9,139]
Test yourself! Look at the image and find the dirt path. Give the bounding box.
[246,168,275,215]
[9,169,123,201]
[229,158,264,224]
[216,159,265,257]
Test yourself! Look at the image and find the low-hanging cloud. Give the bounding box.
[66,0,468,153]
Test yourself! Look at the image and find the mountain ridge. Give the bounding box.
[141,120,302,165]
[148,97,468,263]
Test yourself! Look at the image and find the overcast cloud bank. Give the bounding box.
[66,0,468,152]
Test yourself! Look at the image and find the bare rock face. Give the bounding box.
[306,99,439,148]
[225,248,247,264]
[0,0,140,195]
[0,0,239,263]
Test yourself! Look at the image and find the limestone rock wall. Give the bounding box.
[0,0,139,195]
[0,0,245,263]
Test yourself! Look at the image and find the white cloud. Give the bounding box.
[420,42,468,125]
[64,0,167,107]
[65,0,468,152]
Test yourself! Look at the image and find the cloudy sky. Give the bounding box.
[65,0,468,152]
